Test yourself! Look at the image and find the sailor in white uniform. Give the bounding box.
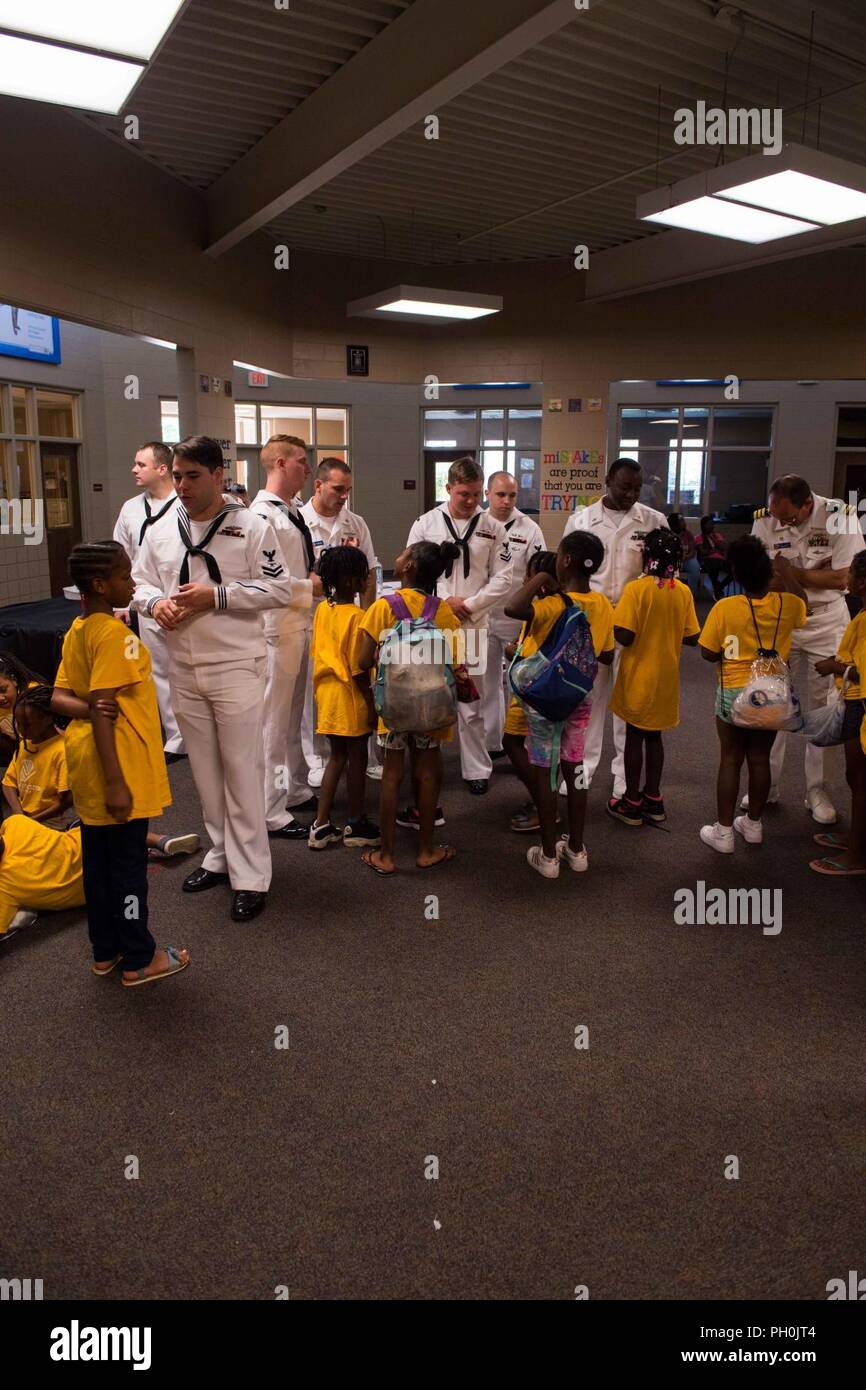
[113,440,183,757]
[750,474,865,824]
[300,457,378,786]
[480,471,544,754]
[249,434,321,835]
[131,436,296,923]
[563,458,667,796]
[407,456,513,791]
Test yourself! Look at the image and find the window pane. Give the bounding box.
[676,450,706,516]
[480,408,504,444]
[315,447,348,469]
[708,450,770,523]
[234,403,258,445]
[620,407,679,449]
[681,407,709,444]
[424,409,476,449]
[160,398,180,444]
[836,406,866,448]
[434,459,450,503]
[315,407,347,447]
[41,448,74,527]
[515,450,539,513]
[12,386,29,435]
[260,405,312,445]
[712,407,773,448]
[507,407,542,450]
[0,385,8,434]
[835,451,866,510]
[15,440,36,500]
[0,440,10,499]
[481,448,515,485]
[36,389,76,437]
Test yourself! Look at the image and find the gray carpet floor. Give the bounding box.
[2,627,864,1301]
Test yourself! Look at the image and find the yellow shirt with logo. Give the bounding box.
[836,610,866,700]
[699,592,807,689]
[2,731,69,818]
[361,589,462,740]
[54,613,170,827]
[527,590,616,662]
[311,601,374,738]
[611,576,700,730]
[0,816,84,933]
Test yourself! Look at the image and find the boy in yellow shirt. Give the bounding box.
[51,540,189,986]
[309,545,379,851]
[506,531,615,877]
[0,815,84,939]
[610,529,701,827]
[2,686,71,827]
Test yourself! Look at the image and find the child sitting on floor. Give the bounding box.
[0,815,84,941]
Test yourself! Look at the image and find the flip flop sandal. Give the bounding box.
[92,955,122,977]
[122,945,190,987]
[361,849,396,877]
[416,846,456,870]
[808,856,866,876]
[813,831,847,849]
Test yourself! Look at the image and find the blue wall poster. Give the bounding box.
[0,306,61,364]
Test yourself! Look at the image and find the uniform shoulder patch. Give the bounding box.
[753,507,767,520]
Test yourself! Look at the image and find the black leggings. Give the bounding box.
[79,819,155,969]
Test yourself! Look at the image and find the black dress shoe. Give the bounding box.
[286,795,317,813]
[165,752,188,765]
[182,867,229,893]
[269,821,309,840]
[489,750,507,760]
[232,890,267,922]
[467,779,490,795]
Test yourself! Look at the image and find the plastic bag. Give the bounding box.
[803,668,852,747]
[730,655,803,731]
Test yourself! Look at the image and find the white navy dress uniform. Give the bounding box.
[752,496,865,798]
[113,491,183,754]
[482,508,544,752]
[249,489,315,827]
[299,499,378,780]
[131,504,295,893]
[407,503,514,782]
[563,497,668,794]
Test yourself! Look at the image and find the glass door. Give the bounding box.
[40,442,81,595]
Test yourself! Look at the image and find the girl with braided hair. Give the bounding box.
[0,652,44,764]
[2,684,72,827]
[608,529,701,826]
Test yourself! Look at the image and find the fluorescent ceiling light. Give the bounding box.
[0,34,142,112]
[348,285,502,324]
[141,336,177,350]
[642,195,818,243]
[0,0,185,61]
[717,170,866,225]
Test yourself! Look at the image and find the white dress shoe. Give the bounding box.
[805,787,837,825]
[700,822,735,854]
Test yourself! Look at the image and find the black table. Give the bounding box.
[0,598,82,681]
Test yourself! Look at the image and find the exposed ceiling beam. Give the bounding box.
[204,0,595,256]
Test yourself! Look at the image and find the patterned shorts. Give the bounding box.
[377,730,439,752]
[715,685,744,723]
[525,699,592,769]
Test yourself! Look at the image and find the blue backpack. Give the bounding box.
[508,594,597,722]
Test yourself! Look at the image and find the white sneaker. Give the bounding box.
[556,837,588,873]
[3,909,38,940]
[366,764,383,781]
[740,789,779,810]
[527,845,560,878]
[307,766,324,789]
[733,814,762,844]
[700,822,735,854]
[805,787,837,825]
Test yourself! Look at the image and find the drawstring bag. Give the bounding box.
[802,667,853,747]
[727,595,803,731]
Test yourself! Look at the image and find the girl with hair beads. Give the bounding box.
[50,540,189,985]
[504,550,558,834]
[608,529,700,827]
[2,685,72,827]
[506,531,615,878]
[308,544,380,850]
[0,653,43,765]
[358,540,462,875]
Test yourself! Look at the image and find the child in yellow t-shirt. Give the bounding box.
[0,815,84,939]
[811,550,866,875]
[503,549,557,834]
[0,653,43,765]
[358,541,463,875]
[609,529,701,828]
[2,686,71,827]
[51,540,189,987]
[309,544,379,852]
[699,535,807,854]
[506,530,615,878]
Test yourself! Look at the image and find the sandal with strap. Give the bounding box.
[808,856,866,877]
[122,945,190,988]
[92,954,122,977]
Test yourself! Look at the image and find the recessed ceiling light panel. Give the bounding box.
[0,0,186,60]
[642,194,818,243]
[0,33,143,112]
[347,285,503,324]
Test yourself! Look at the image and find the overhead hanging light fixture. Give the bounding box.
[636,144,866,242]
[347,285,502,324]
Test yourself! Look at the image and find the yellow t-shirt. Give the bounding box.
[311,601,373,738]
[836,610,866,700]
[360,589,462,740]
[54,613,171,827]
[0,816,84,934]
[699,592,808,689]
[0,678,41,742]
[528,590,616,661]
[611,576,701,730]
[2,731,69,818]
